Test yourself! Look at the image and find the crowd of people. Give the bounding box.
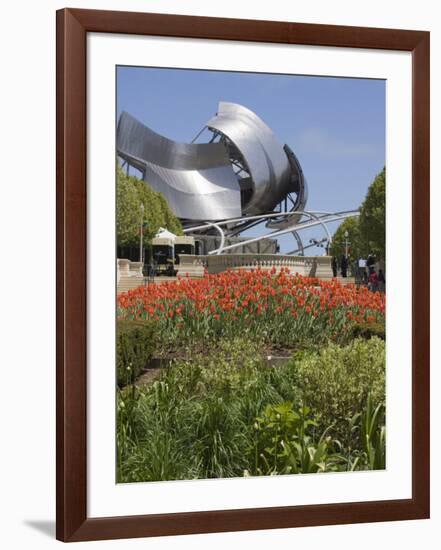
[331,253,385,293]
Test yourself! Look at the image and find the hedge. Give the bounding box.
[116,320,158,387]
[286,337,385,447]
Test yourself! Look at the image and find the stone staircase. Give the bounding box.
[116,257,357,294]
[335,276,356,285]
[117,259,144,294]
[117,276,145,294]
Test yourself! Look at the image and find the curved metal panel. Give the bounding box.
[266,144,309,229]
[206,102,293,214]
[116,105,308,225]
[284,144,308,212]
[116,112,241,221]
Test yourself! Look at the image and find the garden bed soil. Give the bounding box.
[155,342,297,361]
[134,357,173,386]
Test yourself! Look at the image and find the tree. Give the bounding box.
[330,168,385,261]
[329,216,362,260]
[358,168,385,260]
[116,166,182,248]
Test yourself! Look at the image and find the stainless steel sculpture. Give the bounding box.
[116,102,307,224]
[117,111,241,221]
[206,102,294,215]
[117,102,358,255]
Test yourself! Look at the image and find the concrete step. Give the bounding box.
[117,274,357,295]
[117,277,145,294]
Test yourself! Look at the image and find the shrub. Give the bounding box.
[117,338,279,481]
[361,393,386,470]
[351,321,385,340]
[248,402,345,476]
[344,392,386,471]
[116,319,158,387]
[286,337,385,448]
[116,337,386,482]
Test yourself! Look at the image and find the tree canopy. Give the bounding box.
[358,167,385,260]
[116,166,182,248]
[329,216,362,260]
[331,167,385,260]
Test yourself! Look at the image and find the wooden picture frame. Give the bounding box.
[56,8,430,542]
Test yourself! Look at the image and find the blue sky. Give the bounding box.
[117,66,385,254]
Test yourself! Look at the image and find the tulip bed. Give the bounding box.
[117,268,385,350]
[116,269,386,482]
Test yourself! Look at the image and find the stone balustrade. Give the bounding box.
[177,254,334,279]
[117,259,143,279]
[117,259,130,282]
[129,261,143,276]
[117,258,145,292]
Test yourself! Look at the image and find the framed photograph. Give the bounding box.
[56,8,430,542]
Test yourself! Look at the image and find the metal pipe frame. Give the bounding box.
[291,231,305,256]
[288,237,328,256]
[209,212,359,255]
[193,221,225,255]
[183,210,359,255]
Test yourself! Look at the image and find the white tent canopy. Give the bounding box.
[154,227,177,241]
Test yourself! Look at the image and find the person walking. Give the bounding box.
[368,269,379,292]
[378,269,385,292]
[366,253,376,271]
[340,254,348,278]
[331,256,338,277]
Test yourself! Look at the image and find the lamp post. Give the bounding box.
[139,203,144,264]
[344,230,349,258]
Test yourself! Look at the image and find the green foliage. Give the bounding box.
[249,403,344,476]
[116,165,182,248]
[117,338,292,482]
[117,337,386,482]
[351,321,385,340]
[116,385,199,482]
[330,167,385,261]
[361,393,386,470]
[116,319,158,387]
[286,338,385,448]
[346,393,386,471]
[359,167,386,260]
[329,216,362,260]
